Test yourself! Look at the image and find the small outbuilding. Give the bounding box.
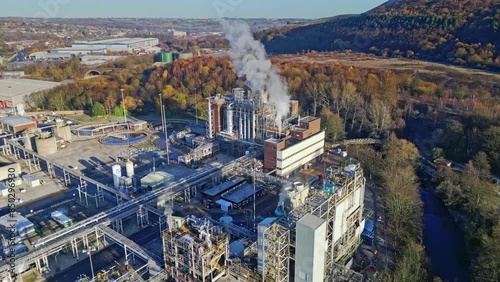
[22,174,40,187]
[140,171,175,190]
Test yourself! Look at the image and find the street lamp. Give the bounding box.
[163,105,170,165]
[120,89,127,124]
[82,246,97,280]
[194,87,198,125]
[159,93,165,133]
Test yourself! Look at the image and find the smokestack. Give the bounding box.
[221,20,291,127]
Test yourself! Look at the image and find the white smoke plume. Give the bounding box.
[221,20,291,125]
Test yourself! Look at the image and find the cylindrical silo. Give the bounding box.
[226,104,233,135]
[35,137,57,156]
[126,161,134,177]
[112,165,122,189]
[16,104,25,116]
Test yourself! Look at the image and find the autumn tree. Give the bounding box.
[91,102,106,117]
[483,126,500,172]
[320,108,345,142]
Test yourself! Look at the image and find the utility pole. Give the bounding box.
[194,87,198,125]
[120,89,127,125]
[163,105,170,165]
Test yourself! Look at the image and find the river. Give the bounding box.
[421,186,469,281]
[405,117,470,281]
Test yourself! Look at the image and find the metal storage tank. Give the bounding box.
[125,161,134,177]
[226,104,233,135]
[35,137,57,156]
[293,182,305,192]
[159,51,174,63]
[112,165,121,189]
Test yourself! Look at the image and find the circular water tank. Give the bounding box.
[284,186,294,192]
[219,215,233,225]
[35,137,57,156]
[293,182,304,191]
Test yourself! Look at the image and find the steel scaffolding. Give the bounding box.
[261,163,366,282]
[163,217,229,282]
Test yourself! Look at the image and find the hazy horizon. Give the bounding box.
[0,0,387,19]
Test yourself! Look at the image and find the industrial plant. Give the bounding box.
[0,19,376,282]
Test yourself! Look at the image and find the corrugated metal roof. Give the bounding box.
[0,213,32,228]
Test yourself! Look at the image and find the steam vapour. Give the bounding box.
[221,20,291,125]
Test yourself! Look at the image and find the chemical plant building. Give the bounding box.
[257,162,366,282]
[163,217,229,281]
[264,116,325,177]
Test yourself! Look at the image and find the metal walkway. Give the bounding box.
[96,224,162,265]
[0,155,250,277]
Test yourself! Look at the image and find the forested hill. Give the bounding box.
[258,0,500,70]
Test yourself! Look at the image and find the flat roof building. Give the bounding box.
[0,115,37,133]
[141,171,175,190]
[0,79,61,106]
[202,177,246,200]
[50,46,108,55]
[264,116,325,177]
[73,37,159,53]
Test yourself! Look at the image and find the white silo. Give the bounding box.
[16,104,25,116]
[126,161,134,177]
[226,104,233,135]
[112,164,122,189]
